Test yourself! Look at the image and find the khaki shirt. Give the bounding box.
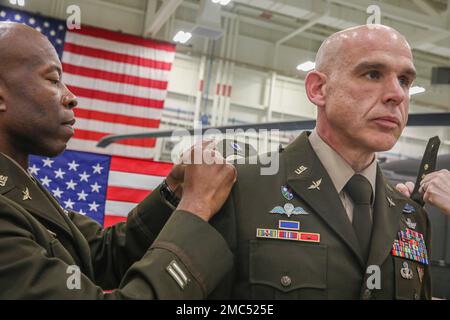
[309,130,377,223]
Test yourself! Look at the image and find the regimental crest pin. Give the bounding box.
[270,203,309,218]
[22,187,32,201]
[400,261,413,280]
[0,175,8,187]
[295,165,308,175]
[402,203,415,214]
[405,218,417,230]
[387,196,396,207]
[281,185,294,201]
[308,178,322,191]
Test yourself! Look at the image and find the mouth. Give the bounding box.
[61,119,76,134]
[373,116,401,129]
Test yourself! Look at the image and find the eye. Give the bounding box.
[48,79,60,85]
[398,76,412,88]
[365,70,381,80]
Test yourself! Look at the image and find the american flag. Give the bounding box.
[1,6,176,226]
[0,5,175,159]
[29,150,173,227]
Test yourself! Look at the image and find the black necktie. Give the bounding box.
[345,174,373,263]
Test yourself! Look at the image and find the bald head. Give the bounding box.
[315,24,412,76]
[0,22,57,76]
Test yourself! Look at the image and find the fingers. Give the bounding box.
[405,181,415,194]
[396,183,411,197]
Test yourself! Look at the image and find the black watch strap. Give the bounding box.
[160,180,180,210]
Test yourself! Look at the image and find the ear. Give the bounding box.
[0,87,5,112]
[305,71,327,108]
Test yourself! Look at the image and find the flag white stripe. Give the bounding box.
[105,200,137,217]
[76,98,163,119]
[62,52,171,82]
[74,118,159,134]
[65,32,175,63]
[63,74,167,101]
[108,171,164,190]
[67,139,155,159]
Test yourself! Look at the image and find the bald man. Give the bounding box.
[0,22,237,299]
[180,24,429,300]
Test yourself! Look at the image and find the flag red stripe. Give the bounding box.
[74,129,157,148]
[62,63,168,90]
[106,186,151,203]
[103,215,128,227]
[67,85,165,109]
[64,43,173,71]
[74,108,161,129]
[110,156,173,175]
[69,26,176,53]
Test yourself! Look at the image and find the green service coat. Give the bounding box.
[0,153,232,299]
[206,132,432,299]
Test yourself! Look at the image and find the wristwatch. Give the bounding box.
[160,179,180,210]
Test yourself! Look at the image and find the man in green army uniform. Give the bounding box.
[0,22,237,299]
[155,24,433,299]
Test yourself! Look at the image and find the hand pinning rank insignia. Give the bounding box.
[22,187,32,201]
[308,178,322,190]
[270,203,309,217]
[0,175,8,187]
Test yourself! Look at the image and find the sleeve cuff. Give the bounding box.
[150,210,233,297]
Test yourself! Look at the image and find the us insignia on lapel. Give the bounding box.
[308,178,322,190]
[294,165,308,175]
[0,175,8,187]
[22,187,32,201]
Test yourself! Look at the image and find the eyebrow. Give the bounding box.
[44,64,62,77]
[353,62,417,80]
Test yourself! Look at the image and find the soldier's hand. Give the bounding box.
[166,164,185,198]
[395,181,415,197]
[165,140,217,198]
[177,143,237,222]
[419,169,450,216]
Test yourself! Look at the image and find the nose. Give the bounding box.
[382,75,407,107]
[62,84,78,110]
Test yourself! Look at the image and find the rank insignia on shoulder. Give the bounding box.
[270,203,309,217]
[278,220,300,231]
[257,228,320,243]
[281,185,294,201]
[402,203,416,214]
[0,175,8,187]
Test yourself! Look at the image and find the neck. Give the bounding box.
[316,126,375,172]
[0,146,29,170]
